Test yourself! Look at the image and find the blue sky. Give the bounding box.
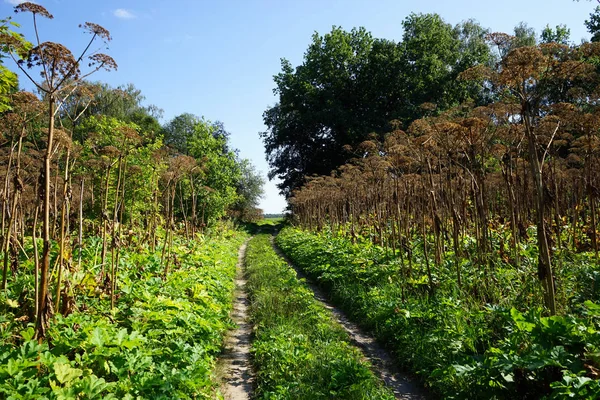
[2,0,597,213]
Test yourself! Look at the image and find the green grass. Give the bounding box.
[245,234,394,400]
[257,217,284,226]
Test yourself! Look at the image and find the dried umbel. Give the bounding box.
[118,126,141,144]
[100,145,120,158]
[9,91,45,120]
[11,91,39,105]
[128,165,143,175]
[88,53,117,72]
[499,46,547,88]
[458,64,494,82]
[53,128,73,150]
[80,22,111,42]
[579,41,600,58]
[20,42,79,82]
[420,102,437,112]
[357,140,378,155]
[0,92,44,134]
[485,32,515,57]
[168,155,197,179]
[1,112,23,134]
[14,2,54,19]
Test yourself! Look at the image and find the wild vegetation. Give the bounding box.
[245,233,394,399]
[0,3,263,399]
[277,227,600,398]
[1,227,246,398]
[4,1,600,399]
[266,6,600,400]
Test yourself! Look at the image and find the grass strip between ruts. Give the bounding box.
[245,233,394,399]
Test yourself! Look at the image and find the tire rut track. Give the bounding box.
[219,240,254,400]
[270,235,428,400]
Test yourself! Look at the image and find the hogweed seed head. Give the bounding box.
[14,2,53,19]
[88,53,117,71]
[79,22,111,42]
[24,42,79,83]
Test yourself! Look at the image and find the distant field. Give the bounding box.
[257,217,284,226]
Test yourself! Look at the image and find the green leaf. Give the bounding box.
[6,298,19,308]
[584,300,600,317]
[79,375,111,399]
[510,308,534,332]
[20,327,35,341]
[53,362,82,385]
[90,327,105,347]
[501,372,514,382]
[6,358,19,376]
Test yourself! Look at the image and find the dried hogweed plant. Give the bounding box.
[6,2,117,338]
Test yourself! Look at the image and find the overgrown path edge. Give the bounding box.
[270,234,428,400]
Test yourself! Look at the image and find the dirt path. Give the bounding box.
[271,236,428,400]
[218,240,254,400]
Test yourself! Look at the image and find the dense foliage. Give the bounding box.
[261,14,494,196]
[277,227,600,399]
[0,4,264,399]
[245,233,394,399]
[287,28,600,314]
[1,225,247,399]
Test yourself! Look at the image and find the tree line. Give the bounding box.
[268,9,600,314]
[0,2,264,338]
[261,14,577,196]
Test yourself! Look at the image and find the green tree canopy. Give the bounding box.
[231,159,265,220]
[262,17,492,196]
[163,112,200,154]
[0,18,30,112]
[541,24,571,44]
[586,6,600,42]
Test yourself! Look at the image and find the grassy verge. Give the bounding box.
[245,233,394,399]
[0,226,246,399]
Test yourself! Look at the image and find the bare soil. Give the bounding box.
[218,241,254,400]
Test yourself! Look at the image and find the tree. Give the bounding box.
[163,112,200,154]
[64,83,163,145]
[0,18,30,112]
[162,115,246,226]
[400,13,459,117]
[586,6,600,42]
[231,159,265,221]
[186,119,240,223]
[262,19,492,197]
[262,27,380,196]
[513,22,537,47]
[541,24,571,44]
[84,83,143,119]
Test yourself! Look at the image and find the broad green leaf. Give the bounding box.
[53,362,82,385]
[510,308,534,332]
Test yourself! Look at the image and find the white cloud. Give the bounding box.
[113,9,136,20]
